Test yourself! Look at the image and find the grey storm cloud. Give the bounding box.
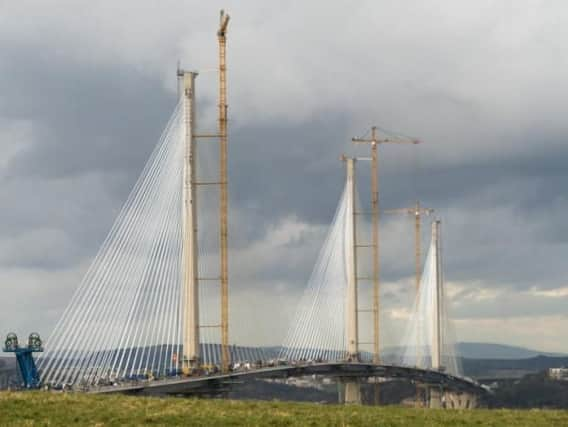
[0,0,567,350]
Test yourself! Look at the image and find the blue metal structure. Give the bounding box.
[3,333,43,389]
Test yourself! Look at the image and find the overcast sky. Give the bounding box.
[1,1,567,353]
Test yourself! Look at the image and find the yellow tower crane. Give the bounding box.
[384,201,434,291]
[385,201,433,407]
[352,126,419,405]
[217,9,230,373]
[351,126,419,364]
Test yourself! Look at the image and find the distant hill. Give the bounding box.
[455,342,566,360]
[462,355,568,379]
[382,342,566,360]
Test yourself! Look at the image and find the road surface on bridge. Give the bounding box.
[88,362,488,396]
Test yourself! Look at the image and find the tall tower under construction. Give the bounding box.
[179,10,231,372]
[180,70,200,369]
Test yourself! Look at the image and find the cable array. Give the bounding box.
[398,231,462,376]
[280,182,359,362]
[38,102,187,387]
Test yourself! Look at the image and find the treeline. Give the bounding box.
[462,355,568,378]
[0,358,19,389]
[491,372,568,409]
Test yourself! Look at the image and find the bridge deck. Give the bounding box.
[88,363,488,396]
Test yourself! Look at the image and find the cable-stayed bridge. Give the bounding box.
[32,12,486,407]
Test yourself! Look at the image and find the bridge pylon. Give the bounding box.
[343,379,362,404]
[179,70,200,371]
[431,220,442,371]
[343,156,359,362]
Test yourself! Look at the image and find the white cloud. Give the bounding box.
[526,286,568,298]
[0,120,35,171]
[2,0,567,155]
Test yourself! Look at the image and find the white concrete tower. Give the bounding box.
[431,220,442,371]
[345,157,359,362]
[180,71,200,369]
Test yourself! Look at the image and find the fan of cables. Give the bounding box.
[39,102,188,387]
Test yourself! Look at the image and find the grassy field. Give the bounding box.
[1,392,568,426]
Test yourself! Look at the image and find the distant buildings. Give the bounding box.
[548,367,568,381]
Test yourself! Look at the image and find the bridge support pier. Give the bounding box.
[428,386,443,408]
[424,386,480,409]
[372,382,380,405]
[341,380,362,405]
[444,391,479,409]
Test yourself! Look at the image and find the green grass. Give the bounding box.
[1,392,568,426]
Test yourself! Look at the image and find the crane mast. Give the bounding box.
[384,201,433,290]
[218,9,230,373]
[351,126,419,364]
